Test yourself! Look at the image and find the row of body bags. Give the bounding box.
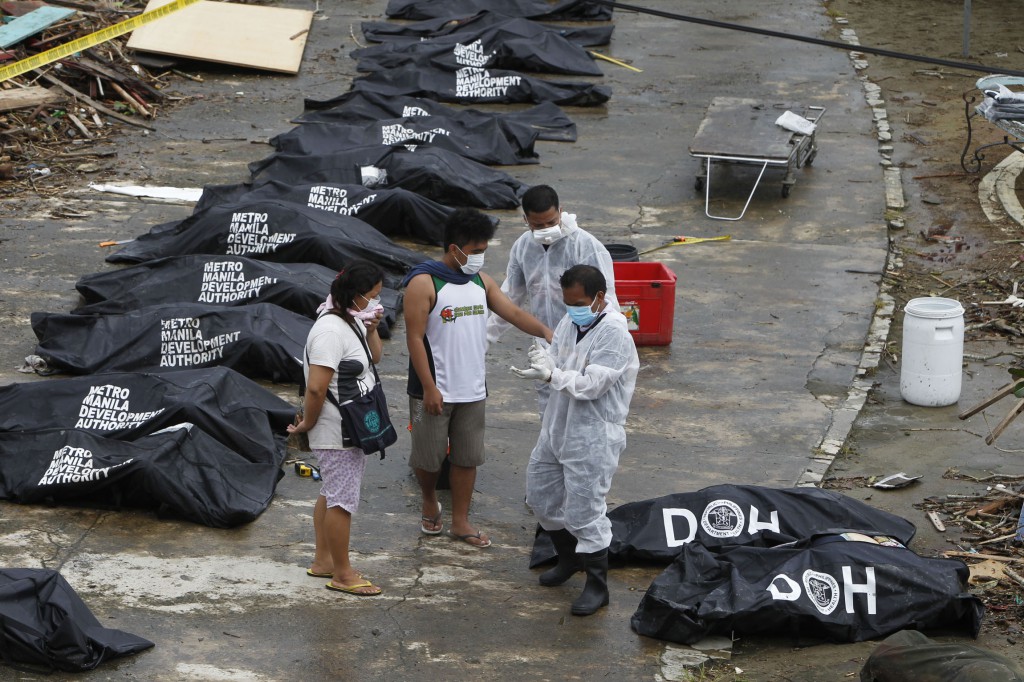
[0,5,620,672]
[13,3,616,526]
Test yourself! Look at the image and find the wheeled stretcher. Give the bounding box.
[689,97,825,221]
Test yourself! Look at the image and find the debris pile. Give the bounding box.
[0,0,187,197]
[919,471,1024,637]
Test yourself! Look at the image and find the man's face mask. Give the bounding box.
[457,245,485,275]
[566,297,600,326]
[531,224,563,245]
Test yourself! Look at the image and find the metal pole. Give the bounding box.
[963,0,972,58]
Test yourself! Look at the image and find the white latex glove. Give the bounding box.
[528,344,555,377]
[511,365,548,380]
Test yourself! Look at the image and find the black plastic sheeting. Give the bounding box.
[193,181,455,245]
[361,11,614,47]
[530,485,918,567]
[246,146,527,209]
[385,0,613,22]
[0,367,294,468]
[352,21,603,76]
[859,629,1024,681]
[298,91,577,143]
[270,115,539,166]
[631,534,985,645]
[0,425,283,527]
[0,568,153,672]
[351,64,611,106]
[104,199,428,288]
[32,302,309,383]
[72,255,403,338]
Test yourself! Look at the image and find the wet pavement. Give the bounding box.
[0,0,929,679]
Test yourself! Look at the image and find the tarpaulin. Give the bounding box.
[385,0,613,22]
[860,629,1024,681]
[247,146,526,209]
[352,21,603,76]
[104,199,428,289]
[72,255,403,338]
[0,568,153,672]
[361,11,614,47]
[530,485,919,567]
[31,302,309,383]
[351,64,611,106]
[0,424,283,527]
[0,367,294,467]
[270,115,539,165]
[193,181,454,245]
[631,534,984,645]
[298,91,577,143]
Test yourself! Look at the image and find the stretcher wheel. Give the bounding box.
[805,149,817,166]
[781,184,791,198]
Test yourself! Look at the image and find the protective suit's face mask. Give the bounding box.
[456,245,485,275]
[531,224,563,245]
[567,297,600,326]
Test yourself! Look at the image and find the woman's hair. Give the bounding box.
[330,260,384,321]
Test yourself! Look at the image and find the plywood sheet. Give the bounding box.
[126,0,312,74]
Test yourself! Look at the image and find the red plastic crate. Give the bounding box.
[613,261,678,346]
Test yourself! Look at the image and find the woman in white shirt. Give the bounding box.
[288,260,386,596]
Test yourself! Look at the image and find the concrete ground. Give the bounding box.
[0,0,954,679]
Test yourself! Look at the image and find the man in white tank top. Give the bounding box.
[403,208,552,548]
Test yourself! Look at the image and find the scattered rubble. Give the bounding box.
[0,0,206,198]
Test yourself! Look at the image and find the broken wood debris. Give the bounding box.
[0,0,197,197]
[914,475,1024,624]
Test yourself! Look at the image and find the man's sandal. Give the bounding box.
[420,502,443,535]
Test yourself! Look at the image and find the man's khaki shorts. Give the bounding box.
[407,397,486,471]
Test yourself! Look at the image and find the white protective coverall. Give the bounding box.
[487,212,617,345]
[525,307,639,554]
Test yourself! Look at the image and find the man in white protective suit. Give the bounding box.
[489,184,617,415]
[511,264,639,616]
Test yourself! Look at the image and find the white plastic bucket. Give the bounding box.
[899,297,965,407]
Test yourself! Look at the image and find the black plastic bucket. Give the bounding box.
[605,243,639,262]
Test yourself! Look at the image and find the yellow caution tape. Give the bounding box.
[0,0,203,83]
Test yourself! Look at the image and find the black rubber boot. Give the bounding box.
[571,549,609,616]
[539,529,580,587]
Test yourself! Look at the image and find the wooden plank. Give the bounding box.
[126,0,313,75]
[0,84,60,112]
[0,6,76,49]
[927,511,946,531]
[689,96,799,161]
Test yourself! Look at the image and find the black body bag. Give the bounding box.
[0,568,153,673]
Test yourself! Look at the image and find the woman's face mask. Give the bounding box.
[348,289,383,324]
[356,292,381,312]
